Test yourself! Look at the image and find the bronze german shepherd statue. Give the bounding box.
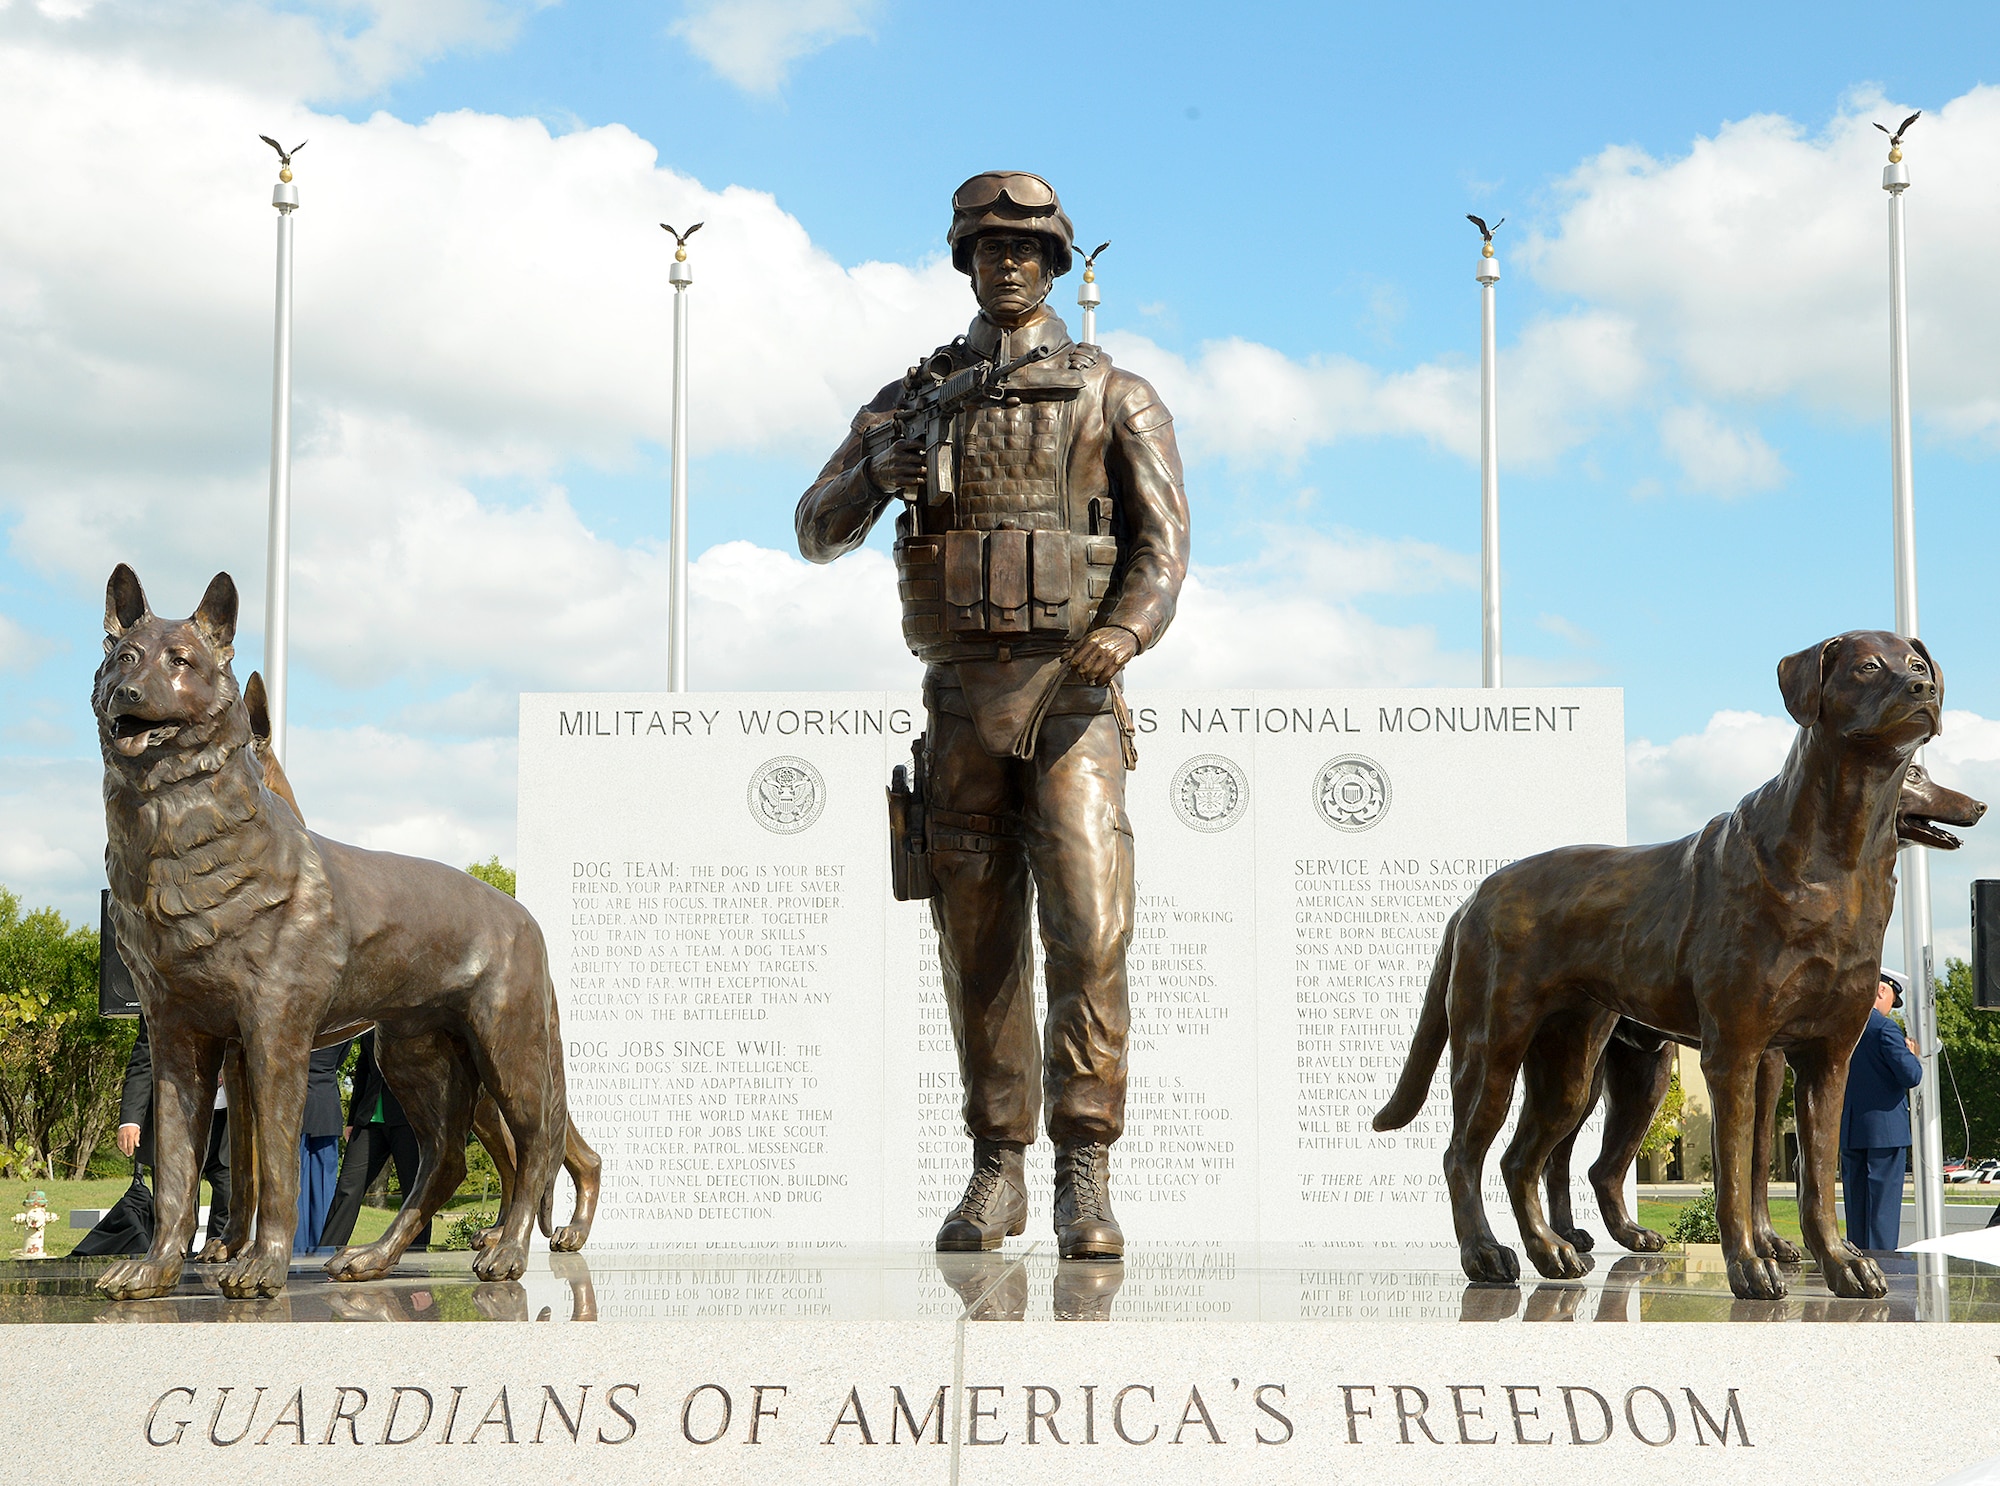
[1374,631,1940,1301]
[95,565,573,1298]
[189,673,601,1262]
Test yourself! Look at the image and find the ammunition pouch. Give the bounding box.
[897,529,1119,664]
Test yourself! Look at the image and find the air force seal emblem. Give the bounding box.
[1170,754,1249,832]
[748,756,826,834]
[1314,754,1391,832]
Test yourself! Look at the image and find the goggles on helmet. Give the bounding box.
[952,172,1059,213]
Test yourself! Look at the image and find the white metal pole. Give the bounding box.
[1476,243,1502,688]
[1883,138,1946,1260]
[668,245,692,693]
[1078,259,1100,346]
[264,165,299,764]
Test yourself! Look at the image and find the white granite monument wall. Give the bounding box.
[517,689,1627,1249]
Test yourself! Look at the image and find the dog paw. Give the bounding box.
[216,1247,289,1299]
[471,1224,501,1251]
[1459,1238,1521,1285]
[1821,1250,1888,1299]
[1555,1225,1596,1254]
[323,1243,399,1284]
[1525,1235,1596,1280]
[193,1236,239,1264]
[1725,1255,1789,1301]
[1613,1224,1666,1253]
[474,1238,528,1282]
[550,1224,588,1253]
[1757,1233,1803,1264]
[96,1256,183,1301]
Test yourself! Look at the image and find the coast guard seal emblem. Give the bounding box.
[1170,754,1248,832]
[1314,754,1391,832]
[748,756,826,834]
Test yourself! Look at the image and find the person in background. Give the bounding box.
[295,1038,354,1253]
[318,1029,431,1251]
[1840,968,1925,1251]
[115,1014,229,1251]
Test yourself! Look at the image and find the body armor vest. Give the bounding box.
[892,351,1118,663]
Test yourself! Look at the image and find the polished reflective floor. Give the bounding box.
[4,1242,1996,1324]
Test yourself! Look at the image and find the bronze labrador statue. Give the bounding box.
[1539,762,1985,1261]
[191,674,601,1263]
[1375,631,1941,1301]
[95,565,574,1299]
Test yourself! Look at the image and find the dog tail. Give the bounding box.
[1373,908,1458,1131]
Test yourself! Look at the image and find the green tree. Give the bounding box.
[1640,1067,1687,1159]
[0,888,134,1178]
[1937,958,2000,1160]
[466,857,516,897]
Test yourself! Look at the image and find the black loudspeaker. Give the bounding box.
[1973,880,2000,1011]
[97,888,141,1016]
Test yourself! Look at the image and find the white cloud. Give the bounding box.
[0,0,544,102]
[670,0,877,93]
[1528,87,2000,440]
[1129,529,1479,689]
[0,38,972,591]
[1105,308,1647,470]
[1657,403,1787,494]
[1625,708,1796,842]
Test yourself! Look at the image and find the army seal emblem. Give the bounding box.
[1314,754,1391,833]
[1170,754,1249,832]
[748,756,826,834]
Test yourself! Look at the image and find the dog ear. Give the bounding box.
[1911,636,1943,736]
[192,572,238,649]
[244,671,271,742]
[104,564,150,638]
[1777,637,1839,728]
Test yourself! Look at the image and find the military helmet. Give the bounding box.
[948,171,1075,277]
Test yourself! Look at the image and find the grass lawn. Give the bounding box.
[6,1177,499,1259]
[1638,1190,1998,1246]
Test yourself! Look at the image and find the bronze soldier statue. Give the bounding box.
[797,172,1190,1259]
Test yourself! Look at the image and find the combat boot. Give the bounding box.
[1053,1142,1123,1260]
[1053,1258,1125,1320]
[936,1139,1027,1252]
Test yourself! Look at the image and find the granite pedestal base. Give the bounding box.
[3,1243,1997,1484]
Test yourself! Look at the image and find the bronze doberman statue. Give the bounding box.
[95,565,574,1298]
[1375,631,1941,1301]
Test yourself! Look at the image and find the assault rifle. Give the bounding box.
[860,343,1055,506]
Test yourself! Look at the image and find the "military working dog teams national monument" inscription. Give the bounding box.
[517,687,1625,1249]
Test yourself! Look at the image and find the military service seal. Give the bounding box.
[1314,754,1391,833]
[1170,753,1249,832]
[748,756,826,834]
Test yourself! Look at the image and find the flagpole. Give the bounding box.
[1476,233,1502,687]
[1882,122,1946,1262]
[667,233,693,693]
[1077,241,1109,345]
[264,148,300,763]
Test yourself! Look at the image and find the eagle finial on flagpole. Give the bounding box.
[1875,111,1920,164]
[660,221,705,263]
[1466,214,1504,259]
[259,134,307,184]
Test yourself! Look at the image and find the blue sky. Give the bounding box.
[5,0,2000,955]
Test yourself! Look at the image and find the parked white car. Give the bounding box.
[1947,1159,2000,1184]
